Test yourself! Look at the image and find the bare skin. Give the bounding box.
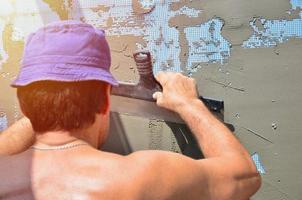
[0,117,35,155]
[0,72,261,200]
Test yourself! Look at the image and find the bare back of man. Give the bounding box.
[1,145,209,200]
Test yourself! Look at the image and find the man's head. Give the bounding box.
[17,80,110,133]
[11,21,118,139]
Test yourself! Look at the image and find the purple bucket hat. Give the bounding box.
[11,20,118,87]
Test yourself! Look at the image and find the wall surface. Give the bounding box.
[0,0,302,199]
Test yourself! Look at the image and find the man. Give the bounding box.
[0,21,261,199]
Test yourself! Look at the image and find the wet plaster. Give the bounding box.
[106,35,144,83]
[225,40,302,200]
[242,1,302,49]
[171,0,292,45]
[191,62,227,100]
[113,114,181,153]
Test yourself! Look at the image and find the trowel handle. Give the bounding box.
[133,51,162,91]
[133,51,154,76]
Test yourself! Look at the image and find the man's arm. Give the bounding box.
[127,72,261,200]
[0,117,35,156]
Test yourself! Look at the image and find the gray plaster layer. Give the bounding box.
[226,39,302,200]
[171,0,292,45]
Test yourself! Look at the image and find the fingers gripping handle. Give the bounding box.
[133,51,224,113]
[112,50,233,131]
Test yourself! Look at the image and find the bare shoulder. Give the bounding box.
[89,150,177,177]
[79,150,184,199]
[83,149,209,199]
[120,150,207,200]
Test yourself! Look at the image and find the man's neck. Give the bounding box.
[35,131,81,146]
[35,127,101,149]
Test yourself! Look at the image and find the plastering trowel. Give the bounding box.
[110,50,233,130]
[105,51,234,158]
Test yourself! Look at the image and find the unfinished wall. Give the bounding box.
[0,0,302,199]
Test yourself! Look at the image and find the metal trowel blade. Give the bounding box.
[110,95,184,124]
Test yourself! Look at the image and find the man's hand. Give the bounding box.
[153,72,200,113]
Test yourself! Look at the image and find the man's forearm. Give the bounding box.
[0,117,35,155]
[178,100,261,199]
[177,99,251,159]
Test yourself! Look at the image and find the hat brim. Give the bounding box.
[11,63,119,87]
